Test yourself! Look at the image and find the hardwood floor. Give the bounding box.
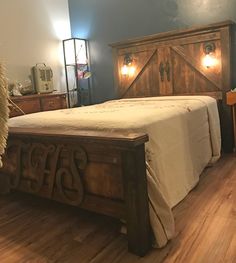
[0,154,235,263]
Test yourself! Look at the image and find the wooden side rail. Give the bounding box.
[0,127,151,256]
[226,91,236,149]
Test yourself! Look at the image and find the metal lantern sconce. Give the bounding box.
[121,54,136,76]
[203,42,216,54]
[124,54,133,65]
[202,42,217,68]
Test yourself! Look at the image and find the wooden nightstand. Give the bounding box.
[9,92,67,118]
[226,91,236,148]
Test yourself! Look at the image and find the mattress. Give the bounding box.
[9,95,221,247]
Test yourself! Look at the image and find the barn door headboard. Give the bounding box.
[110,20,234,151]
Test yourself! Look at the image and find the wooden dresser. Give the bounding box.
[9,92,67,118]
[226,91,236,149]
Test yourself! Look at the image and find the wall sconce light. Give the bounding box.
[121,54,136,76]
[202,42,217,68]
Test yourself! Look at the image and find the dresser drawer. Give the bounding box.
[41,96,63,111]
[9,93,67,117]
[60,94,67,109]
[10,99,41,117]
[10,106,24,117]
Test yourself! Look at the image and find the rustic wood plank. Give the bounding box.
[8,127,148,148]
[121,144,151,256]
[110,20,233,48]
[9,92,67,118]
[111,21,234,152]
[226,91,236,149]
[116,32,220,56]
[171,46,221,89]
[0,154,235,262]
[124,49,159,98]
[120,50,157,98]
[1,129,150,256]
[219,25,234,152]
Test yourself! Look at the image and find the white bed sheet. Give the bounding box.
[9,96,221,247]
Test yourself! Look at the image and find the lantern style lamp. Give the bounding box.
[202,42,217,68]
[121,54,136,76]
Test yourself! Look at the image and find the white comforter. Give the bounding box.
[9,96,221,247]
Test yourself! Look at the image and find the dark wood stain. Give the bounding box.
[0,128,150,256]
[1,21,235,258]
[0,154,235,262]
[9,92,67,117]
[111,20,234,151]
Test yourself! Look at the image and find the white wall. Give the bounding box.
[0,0,71,91]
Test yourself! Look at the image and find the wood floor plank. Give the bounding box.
[0,154,235,263]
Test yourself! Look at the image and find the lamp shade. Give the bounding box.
[63,38,87,65]
[63,37,91,107]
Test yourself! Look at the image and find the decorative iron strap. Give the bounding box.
[159,62,165,82]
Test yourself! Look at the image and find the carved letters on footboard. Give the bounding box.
[0,128,150,256]
[5,140,87,206]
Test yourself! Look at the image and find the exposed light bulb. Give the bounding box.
[129,66,136,76]
[203,54,217,68]
[121,65,136,76]
[121,65,129,75]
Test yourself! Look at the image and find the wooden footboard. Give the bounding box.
[0,128,151,256]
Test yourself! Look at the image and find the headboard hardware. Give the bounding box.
[165,61,171,82]
[203,42,216,54]
[111,20,234,151]
[121,54,136,76]
[159,62,165,82]
[123,54,133,65]
[203,42,217,68]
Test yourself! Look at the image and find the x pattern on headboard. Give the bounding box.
[111,20,233,100]
[110,20,234,151]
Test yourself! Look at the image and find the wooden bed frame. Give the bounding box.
[0,20,234,256]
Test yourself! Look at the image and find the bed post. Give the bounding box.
[0,173,10,194]
[122,143,151,256]
[219,22,234,152]
[1,128,151,255]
